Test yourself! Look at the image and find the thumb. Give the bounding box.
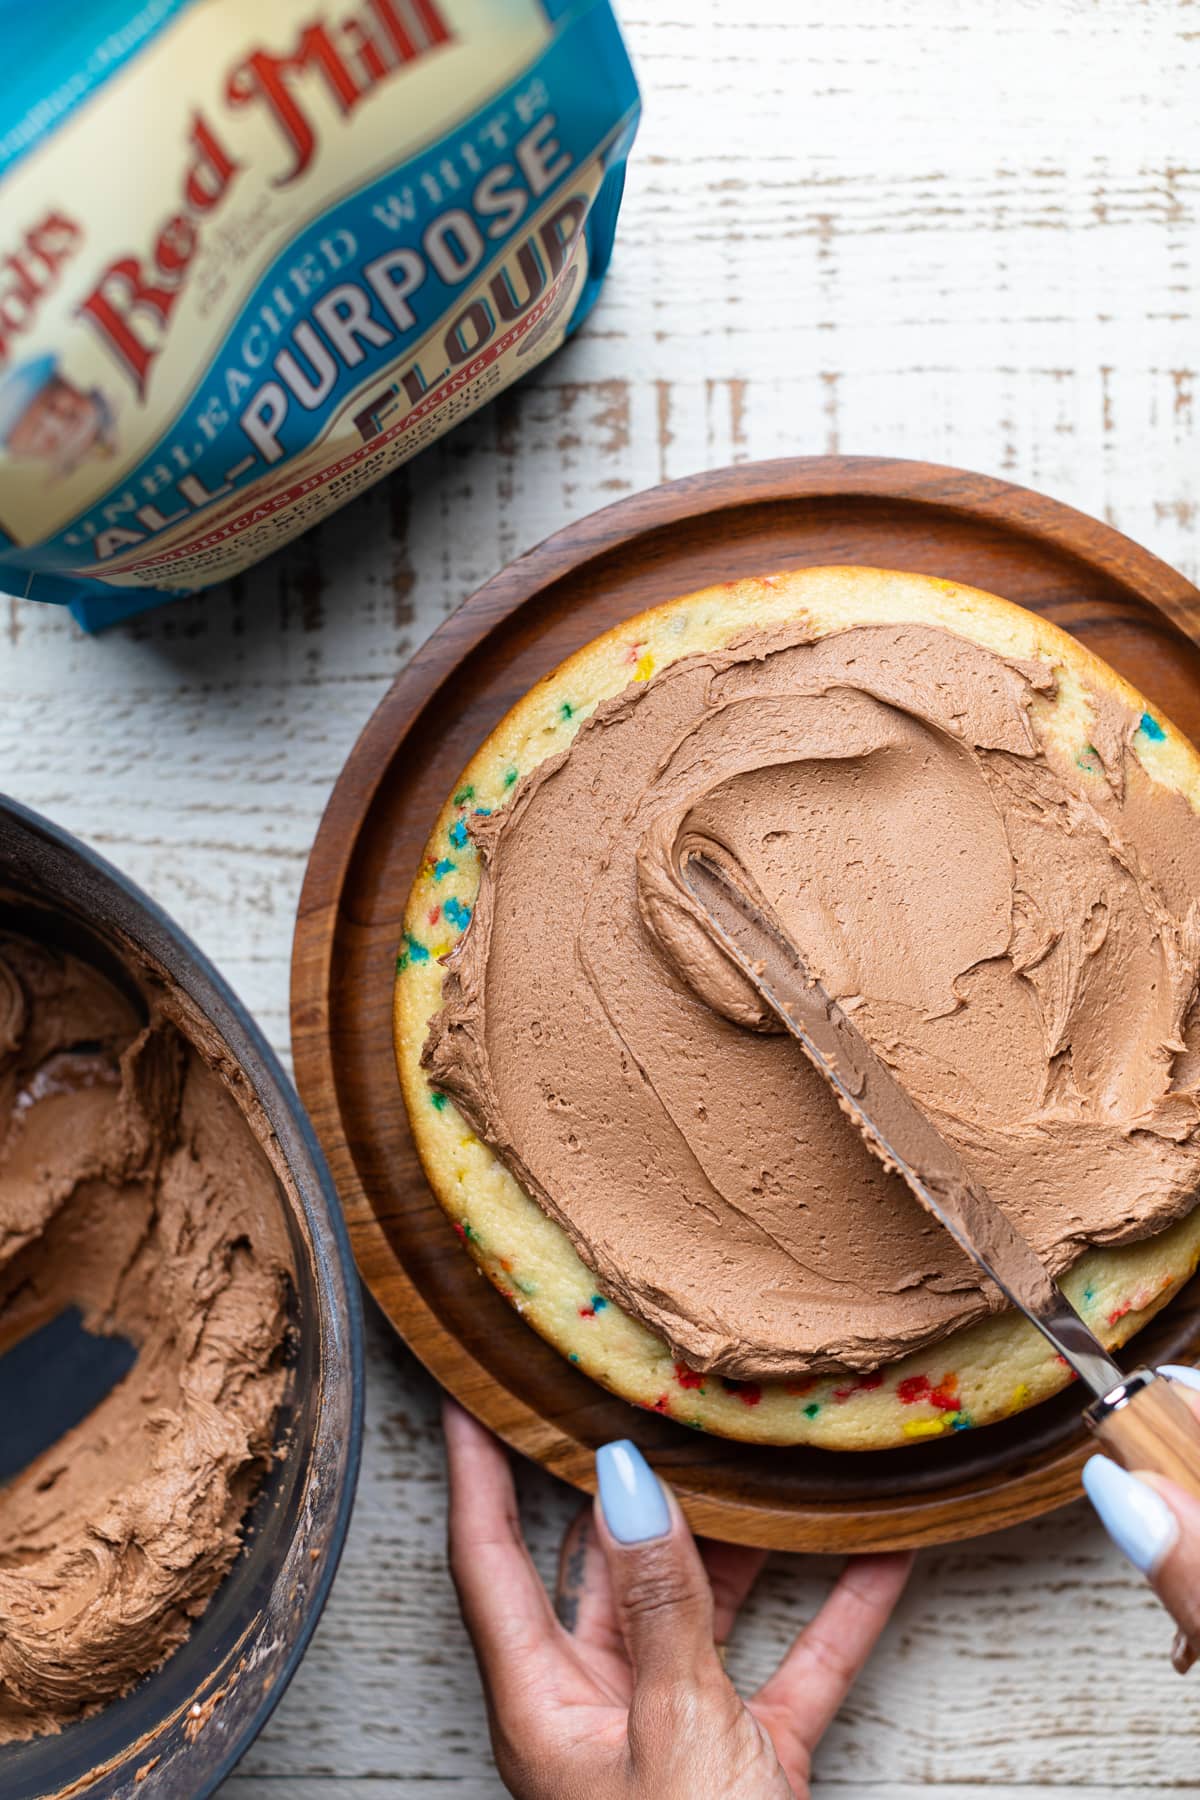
[593,1439,721,1689]
[1141,1471,1200,1668]
[1083,1366,1200,1668]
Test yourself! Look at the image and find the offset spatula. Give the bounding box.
[684,851,1200,1665]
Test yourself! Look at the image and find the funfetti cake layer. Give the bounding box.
[395,567,1200,1448]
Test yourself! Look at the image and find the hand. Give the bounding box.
[1084,1363,1200,1672]
[442,1398,913,1798]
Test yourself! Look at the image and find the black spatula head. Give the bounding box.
[0,1305,136,1484]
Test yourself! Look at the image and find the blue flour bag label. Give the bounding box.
[0,0,639,629]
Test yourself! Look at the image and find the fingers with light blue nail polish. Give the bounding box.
[593,1439,720,1683]
[1083,1454,1179,1575]
[1159,1364,1200,1393]
[596,1439,671,1544]
[1084,1378,1200,1670]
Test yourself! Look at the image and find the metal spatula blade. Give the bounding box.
[682,851,1125,1398]
[681,848,1200,1654]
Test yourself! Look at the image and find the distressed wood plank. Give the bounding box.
[223,1789,1180,1800]
[3,0,1200,1791]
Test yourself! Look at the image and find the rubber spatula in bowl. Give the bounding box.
[684,849,1200,1671]
[0,1304,135,1484]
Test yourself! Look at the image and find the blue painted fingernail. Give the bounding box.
[596,1440,671,1544]
[1159,1364,1200,1392]
[1083,1454,1179,1575]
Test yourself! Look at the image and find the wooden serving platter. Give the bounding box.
[291,455,1200,1551]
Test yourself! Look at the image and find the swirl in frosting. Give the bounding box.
[425,621,1200,1380]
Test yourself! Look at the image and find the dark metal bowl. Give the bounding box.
[0,796,364,1799]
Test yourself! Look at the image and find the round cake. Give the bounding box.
[394,567,1200,1447]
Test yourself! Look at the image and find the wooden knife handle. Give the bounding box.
[1091,1373,1200,1499]
[1087,1370,1200,1675]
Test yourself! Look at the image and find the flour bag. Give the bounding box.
[0,0,639,628]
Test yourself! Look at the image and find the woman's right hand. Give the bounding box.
[1084,1364,1200,1669]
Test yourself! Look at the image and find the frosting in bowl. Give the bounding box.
[0,930,292,1742]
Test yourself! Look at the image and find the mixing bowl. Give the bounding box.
[0,796,364,1800]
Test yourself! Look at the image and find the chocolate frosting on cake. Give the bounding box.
[424,623,1200,1379]
[0,931,292,1742]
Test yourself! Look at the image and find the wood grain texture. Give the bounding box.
[3,0,1200,1790]
[291,454,1200,1552]
[1095,1376,1200,1501]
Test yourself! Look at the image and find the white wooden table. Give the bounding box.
[5,3,1200,1793]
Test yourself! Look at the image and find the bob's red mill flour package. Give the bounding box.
[0,1,639,629]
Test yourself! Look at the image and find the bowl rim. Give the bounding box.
[0,791,365,1797]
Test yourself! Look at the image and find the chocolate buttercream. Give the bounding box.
[664,848,1062,1322]
[424,622,1200,1380]
[0,930,292,1742]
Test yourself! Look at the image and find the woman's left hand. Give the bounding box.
[443,1397,912,1799]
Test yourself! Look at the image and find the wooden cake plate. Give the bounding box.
[291,455,1200,1551]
